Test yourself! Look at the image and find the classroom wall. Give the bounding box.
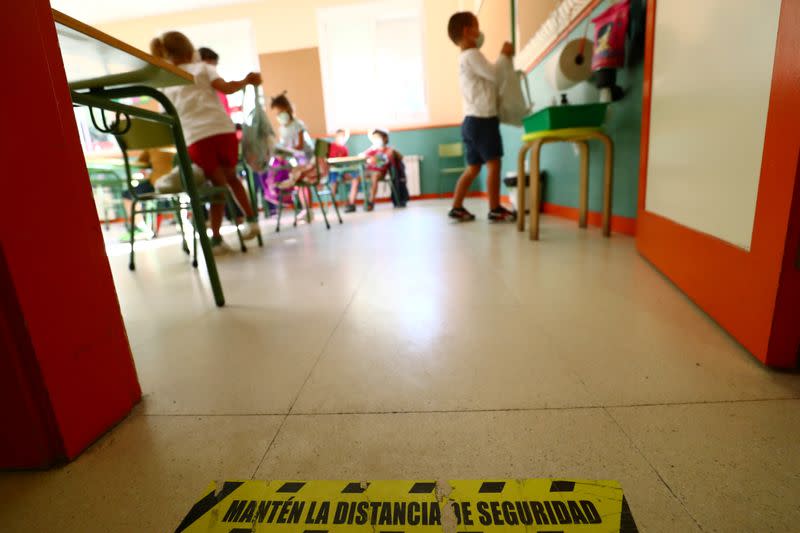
[517,0,560,49]
[644,0,781,250]
[497,0,644,228]
[346,127,466,196]
[636,0,800,367]
[97,0,464,126]
[259,48,328,137]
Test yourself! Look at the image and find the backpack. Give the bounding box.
[241,85,276,172]
[497,57,533,127]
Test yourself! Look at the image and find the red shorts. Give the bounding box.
[187,133,239,178]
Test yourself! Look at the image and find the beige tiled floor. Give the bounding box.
[2,200,799,532]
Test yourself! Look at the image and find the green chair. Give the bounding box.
[438,142,466,196]
[87,166,126,230]
[115,118,245,271]
[275,139,342,232]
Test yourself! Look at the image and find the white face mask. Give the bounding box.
[372,137,385,148]
[277,112,291,126]
[475,31,485,49]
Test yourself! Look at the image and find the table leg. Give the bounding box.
[517,142,532,232]
[529,140,545,241]
[599,133,614,237]
[578,141,589,229]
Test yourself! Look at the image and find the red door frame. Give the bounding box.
[636,0,800,368]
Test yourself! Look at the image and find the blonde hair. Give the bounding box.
[150,31,194,64]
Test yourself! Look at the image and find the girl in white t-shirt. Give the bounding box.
[270,92,317,221]
[150,31,262,255]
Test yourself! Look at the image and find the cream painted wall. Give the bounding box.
[644,0,781,250]
[97,0,464,125]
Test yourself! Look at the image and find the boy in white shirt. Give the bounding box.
[447,12,516,222]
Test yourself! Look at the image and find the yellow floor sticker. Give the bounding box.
[176,479,637,532]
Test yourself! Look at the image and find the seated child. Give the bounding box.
[328,129,361,213]
[150,31,262,255]
[361,129,394,211]
[269,91,317,222]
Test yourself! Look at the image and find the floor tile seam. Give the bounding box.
[248,258,375,477]
[285,397,800,417]
[601,406,706,532]
[133,396,800,418]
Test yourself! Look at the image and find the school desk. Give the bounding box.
[54,9,226,307]
[327,155,371,207]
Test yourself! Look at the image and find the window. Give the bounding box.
[317,0,428,131]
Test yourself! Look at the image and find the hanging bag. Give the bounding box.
[241,85,275,172]
[497,57,533,127]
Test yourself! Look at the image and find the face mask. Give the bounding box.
[372,138,385,148]
[277,112,291,126]
[475,31,485,49]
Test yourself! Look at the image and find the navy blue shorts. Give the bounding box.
[122,181,155,200]
[462,116,503,166]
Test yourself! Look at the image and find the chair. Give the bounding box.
[115,118,246,271]
[275,139,342,232]
[367,151,402,209]
[438,142,467,196]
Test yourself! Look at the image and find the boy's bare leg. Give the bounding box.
[370,172,381,203]
[453,164,481,209]
[348,179,359,204]
[486,159,501,210]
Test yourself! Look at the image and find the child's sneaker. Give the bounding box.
[344,204,356,213]
[238,221,261,241]
[489,206,517,223]
[210,236,232,256]
[448,206,476,222]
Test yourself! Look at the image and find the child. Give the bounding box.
[269,92,316,221]
[150,32,261,255]
[197,47,232,116]
[446,12,516,222]
[328,129,361,213]
[361,129,394,212]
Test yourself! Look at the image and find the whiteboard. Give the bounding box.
[644,0,781,250]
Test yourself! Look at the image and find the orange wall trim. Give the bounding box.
[524,0,604,74]
[542,203,637,236]
[635,0,800,368]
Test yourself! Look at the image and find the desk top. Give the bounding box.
[328,155,367,165]
[53,9,193,91]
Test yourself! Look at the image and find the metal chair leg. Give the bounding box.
[313,185,331,230]
[192,223,199,268]
[293,190,300,227]
[276,191,284,233]
[226,192,247,253]
[129,199,138,271]
[175,200,190,254]
[327,184,343,224]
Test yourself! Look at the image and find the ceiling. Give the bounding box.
[50,0,253,24]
